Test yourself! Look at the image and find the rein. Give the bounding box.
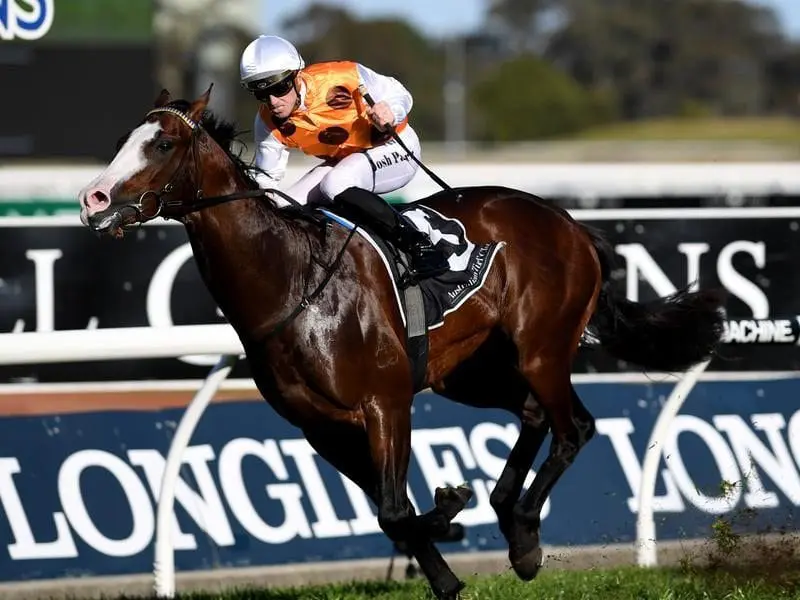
[357,85,458,198]
[111,105,357,340]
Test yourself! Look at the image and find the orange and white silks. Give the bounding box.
[258,61,408,161]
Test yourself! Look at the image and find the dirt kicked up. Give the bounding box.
[96,563,799,600]
[41,526,800,600]
[85,531,800,600]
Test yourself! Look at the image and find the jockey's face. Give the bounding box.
[267,85,298,119]
[253,73,298,120]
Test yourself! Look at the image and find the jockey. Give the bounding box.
[239,34,449,279]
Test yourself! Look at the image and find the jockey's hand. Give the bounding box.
[366,101,395,131]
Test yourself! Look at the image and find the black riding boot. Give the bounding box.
[332,187,450,279]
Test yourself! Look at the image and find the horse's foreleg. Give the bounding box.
[304,420,464,600]
[489,393,550,541]
[508,380,595,581]
[363,397,465,600]
[303,426,471,538]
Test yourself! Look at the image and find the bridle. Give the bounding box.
[102,104,357,340]
[102,105,306,230]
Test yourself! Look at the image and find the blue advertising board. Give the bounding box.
[1,377,799,582]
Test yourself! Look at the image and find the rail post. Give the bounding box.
[153,354,239,598]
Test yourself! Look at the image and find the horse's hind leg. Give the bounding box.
[508,375,595,580]
[303,421,465,600]
[488,393,550,545]
[434,333,551,549]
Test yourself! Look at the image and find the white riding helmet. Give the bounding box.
[239,35,305,87]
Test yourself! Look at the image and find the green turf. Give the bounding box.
[573,117,800,142]
[100,564,800,600]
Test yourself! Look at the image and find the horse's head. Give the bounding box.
[78,87,216,237]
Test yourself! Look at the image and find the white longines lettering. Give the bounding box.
[128,446,235,549]
[6,248,98,334]
[279,440,352,538]
[26,249,60,332]
[714,414,800,507]
[615,240,769,317]
[595,418,686,513]
[411,426,502,527]
[217,438,313,544]
[717,241,768,318]
[0,457,77,560]
[468,422,551,519]
[597,411,800,516]
[788,411,800,472]
[3,411,800,562]
[663,415,742,514]
[57,450,154,557]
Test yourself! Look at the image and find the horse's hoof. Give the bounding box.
[433,578,465,600]
[510,545,544,581]
[435,484,474,520]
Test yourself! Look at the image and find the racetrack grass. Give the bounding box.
[107,563,800,600]
[573,116,800,142]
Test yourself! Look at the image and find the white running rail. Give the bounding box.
[635,316,800,567]
[634,358,711,567]
[152,353,239,597]
[0,324,243,598]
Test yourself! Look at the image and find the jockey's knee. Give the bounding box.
[319,157,373,202]
[319,172,365,202]
[319,173,349,202]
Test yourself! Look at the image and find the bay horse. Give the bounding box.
[78,87,724,599]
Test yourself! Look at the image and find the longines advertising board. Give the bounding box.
[1,382,799,581]
[0,207,799,383]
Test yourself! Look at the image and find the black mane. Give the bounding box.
[166,100,262,191]
[162,100,330,226]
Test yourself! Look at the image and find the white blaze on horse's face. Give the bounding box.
[78,120,162,225]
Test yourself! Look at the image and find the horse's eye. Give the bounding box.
[156,140,174,152]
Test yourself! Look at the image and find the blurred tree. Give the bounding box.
[485,0,561,53]
[488,0,790,118]
[764,43,800,115]
[155,0,261,129]
[281,4,447,140]
[469,54,616,141]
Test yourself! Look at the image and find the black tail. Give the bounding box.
[584,226,726,373]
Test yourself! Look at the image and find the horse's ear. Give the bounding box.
[154,88,171,108]
[187,83,213,122]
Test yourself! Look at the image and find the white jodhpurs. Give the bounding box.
[282,124,421,206]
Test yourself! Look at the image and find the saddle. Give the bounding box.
[317,204,506,393]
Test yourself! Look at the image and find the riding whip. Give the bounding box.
[358,84,455,193]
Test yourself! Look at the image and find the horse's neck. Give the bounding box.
[183,193,308,339]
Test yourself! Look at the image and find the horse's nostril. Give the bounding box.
[91,190,109,205]
[86,189,110,211]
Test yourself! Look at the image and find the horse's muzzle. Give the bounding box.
[86,204,143,238]
[87,209,124,233]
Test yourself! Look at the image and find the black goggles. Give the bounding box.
[245,73,296,102]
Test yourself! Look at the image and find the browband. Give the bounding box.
[145,106,199,130]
